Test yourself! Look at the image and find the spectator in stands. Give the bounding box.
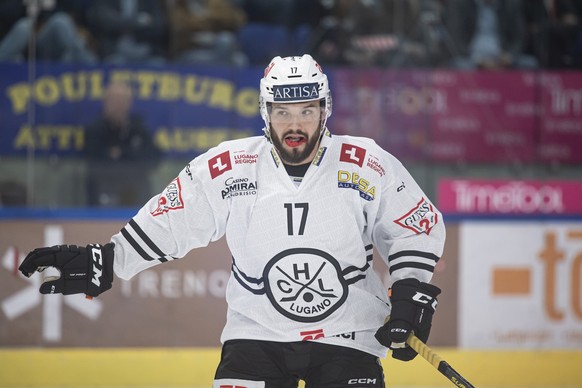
[0,0,26,43]
[165,0,248,66]
[0,0,97,63]
[238,0,326,64]
[241,0,325,29]
[0,180,27,207]
[302,0,351,65]
[523,0,582,68]
[443,0,538,69]
[310,0,445,68]
[84,80,161,207]
[86,0,168,65]
[240,0,292,25]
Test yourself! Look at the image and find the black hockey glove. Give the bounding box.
[375,278,441,361]
[19,243,115,297]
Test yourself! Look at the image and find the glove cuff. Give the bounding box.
[86,243,115,297]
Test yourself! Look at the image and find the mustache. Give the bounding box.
[282,130,308,138]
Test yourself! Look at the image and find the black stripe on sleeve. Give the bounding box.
[388,261,435,275]
[129,219,172,260]
[387,250,440,263]
[120,227,162,262]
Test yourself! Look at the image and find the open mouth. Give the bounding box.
[284,134,306,148]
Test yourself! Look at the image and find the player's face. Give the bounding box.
[269,101,322,165]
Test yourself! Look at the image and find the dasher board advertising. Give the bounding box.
[459,222,582,348]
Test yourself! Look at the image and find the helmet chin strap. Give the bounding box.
[263,126,273,144]
[319,112,329,139]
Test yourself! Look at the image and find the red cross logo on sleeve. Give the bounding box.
[340,143,366,167]
[208,151,232,179]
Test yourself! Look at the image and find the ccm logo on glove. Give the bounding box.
[412,291,438,310]
[91,245,103,287]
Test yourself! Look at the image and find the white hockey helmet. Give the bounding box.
[259,54,332,138]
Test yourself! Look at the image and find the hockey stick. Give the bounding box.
[406,333,476,388]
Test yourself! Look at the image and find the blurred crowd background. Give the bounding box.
[1,0,581,69]
[0,0,581,208]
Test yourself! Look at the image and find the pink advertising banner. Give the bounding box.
[331,70,581,164]
[437,179,582,215]
[538,73,582,164]
[428,71,536,163]
[332,70,433,162]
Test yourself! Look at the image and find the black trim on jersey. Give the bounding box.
[283,162,311,178]
[345,274,367,285]
[120,228,165,262]
[342,245,374,285]
[387,250,439,275]
[388,261,435,275]
[342,253,373,276]
[129,219,169,259]
[387,250,440,263]
[232,257,265,295]
[120,219,175,263]
[232,270,266,295]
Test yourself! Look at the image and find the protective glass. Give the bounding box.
[269,106,321,124]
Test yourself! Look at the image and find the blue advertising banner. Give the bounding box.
[2,63,582,164]
[0,63,266,158]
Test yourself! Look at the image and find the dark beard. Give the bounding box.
[271,130,320,165]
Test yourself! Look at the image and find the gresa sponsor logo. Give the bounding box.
[221,177,257,199]
[338,170,376,201]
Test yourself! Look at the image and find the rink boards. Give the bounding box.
[2,210,582,387]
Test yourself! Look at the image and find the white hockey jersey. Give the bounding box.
[111,130,445,358]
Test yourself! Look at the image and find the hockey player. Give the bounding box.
[19,54,445,387]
